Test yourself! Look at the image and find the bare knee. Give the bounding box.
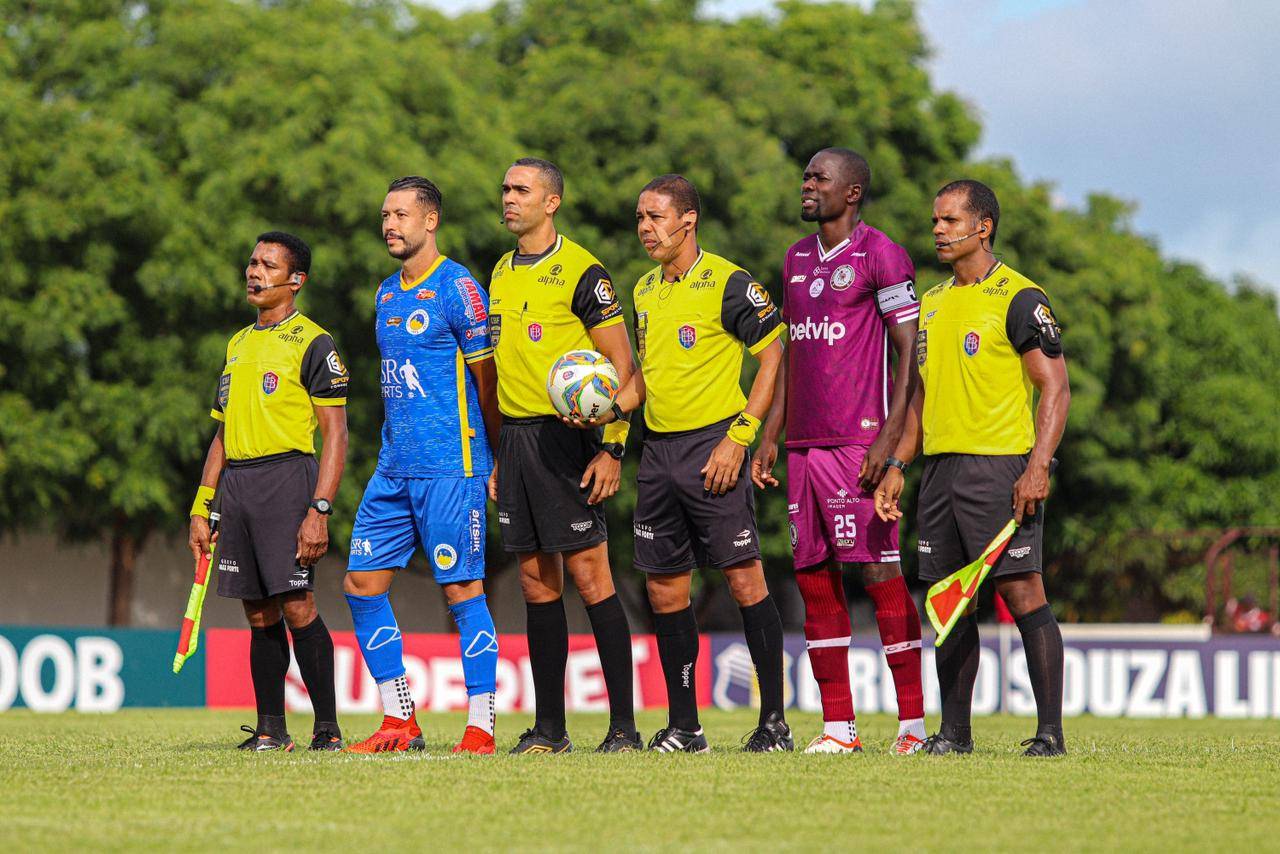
[565,544,615,606]
[520,552,563,603]
[279,592,317,629]
[443,578,485,606]
[242,599,280,629]
[995,572,1047,617]
[343,569,394,597]
[723,560,768,607]
[860,561,901,586]
[646,574,691,614]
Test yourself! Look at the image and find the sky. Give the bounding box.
[425,0,1279,290]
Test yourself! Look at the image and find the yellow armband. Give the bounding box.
[190,485,216,519]
[726,412,761,447]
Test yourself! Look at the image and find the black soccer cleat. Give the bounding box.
[509,727,572,755]
[236,724,295,752]
[596,727,643,753]
[922,733,974,755]
[309,728,345,751]
[648,726,710,753]
[1021,731,1067,757]
[741,711,794,753]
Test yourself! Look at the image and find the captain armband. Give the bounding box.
[190,485,216,519]
[875,280,918,315]
[726,412,761,447]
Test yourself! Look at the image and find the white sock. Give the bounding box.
[468,692,495,735]
[898,717,926,740]
[824,720,858,743]
[378,675,414,721]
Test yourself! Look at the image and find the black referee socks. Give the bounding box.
[936,613,980,745]
[654,606,701,731]
[290,615,338,733]
[250,619,290,733]
[740,596,785,726]
[1016,603,1065,736]
[526,598,570,739]
[585,595,636,732]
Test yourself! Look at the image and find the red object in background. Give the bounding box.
[994,593,1015,624]
[205,630,708,712]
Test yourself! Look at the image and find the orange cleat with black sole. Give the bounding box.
[344,715,426,754]
[451,725,496,755]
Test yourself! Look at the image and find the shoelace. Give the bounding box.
[741,726,777,751]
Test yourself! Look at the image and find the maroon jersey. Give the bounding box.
[782,222,918,447]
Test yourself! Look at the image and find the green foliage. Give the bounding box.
[1,0,1277,620]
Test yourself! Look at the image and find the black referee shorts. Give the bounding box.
[916,453,1044,583]
[633,417,761,574]
[216,452,318,600]
[496,416,607,554]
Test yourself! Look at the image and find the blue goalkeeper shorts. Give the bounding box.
[347,474,486,583]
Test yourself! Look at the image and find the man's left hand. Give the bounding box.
[702,437,746,495]
[296,510,329,567]
[581,451,621,505]
[1012,459,1052,524]
[858,433,896,492]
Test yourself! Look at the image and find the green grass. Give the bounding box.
[1,710,1277,852]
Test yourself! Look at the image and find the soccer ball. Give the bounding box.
[546,349,620,420]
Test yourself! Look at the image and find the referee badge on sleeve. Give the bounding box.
[218,373,231,407]
[489,314,503,344]
[915,329,927,366]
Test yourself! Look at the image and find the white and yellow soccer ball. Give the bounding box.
[546,349,620,420]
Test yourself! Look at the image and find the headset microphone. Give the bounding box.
[938,229,982,248]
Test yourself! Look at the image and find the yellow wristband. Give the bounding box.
[603,419,630,446]
[190,485,216,519]
[726,412,761,447]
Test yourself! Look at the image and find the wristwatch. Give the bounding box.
[602,442,626,461]
[310,498,333,515]
[884,457,908,472]
[610,401,630,423]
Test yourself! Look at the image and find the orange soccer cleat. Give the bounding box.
[452,725,496,755]
[344,715,426,754]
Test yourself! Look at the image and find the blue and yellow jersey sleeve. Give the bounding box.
[444,271,495,364]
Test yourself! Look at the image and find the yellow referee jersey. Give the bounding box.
[211,310,349,461]
[917,263,1061,455]
[488,235,624,418]
[633,250,782,433]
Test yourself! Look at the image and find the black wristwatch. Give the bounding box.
[610,401,630,424]
[602,442,626,461]
[884,457,908,473]
[309,498,333,515]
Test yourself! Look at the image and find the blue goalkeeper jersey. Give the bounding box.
[374,256,494,478]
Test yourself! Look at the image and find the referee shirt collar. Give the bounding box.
[253,309,299,331]
[666,249,705,283]
[510,234,563,270]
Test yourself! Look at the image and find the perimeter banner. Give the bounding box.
[2,626,1277,717]
[204,629,709,713]
[709,632,1280,718]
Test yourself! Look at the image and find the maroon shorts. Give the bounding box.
[786,444,900,568]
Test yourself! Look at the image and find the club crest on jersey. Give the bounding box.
[789,521,798,548]
[406,309,430,335]
[262,371,279,394]
[528,322,543,342]
[433,543,458,570]
[831,265,855,291]
[809,278,825,298]
[678,324,697,349]
[964,331,981,356]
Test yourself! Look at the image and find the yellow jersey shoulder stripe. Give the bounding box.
[747,323,782,356]
[463,346,495,364]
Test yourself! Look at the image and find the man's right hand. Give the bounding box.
[874,467,906,523]
[751,440,780,489]
[188,515,215,562]
[487,462,499,502]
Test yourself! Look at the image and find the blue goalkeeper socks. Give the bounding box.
[449,593,498,695]
[345,591,406,683]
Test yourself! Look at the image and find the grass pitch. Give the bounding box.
[1,710,1277,852]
